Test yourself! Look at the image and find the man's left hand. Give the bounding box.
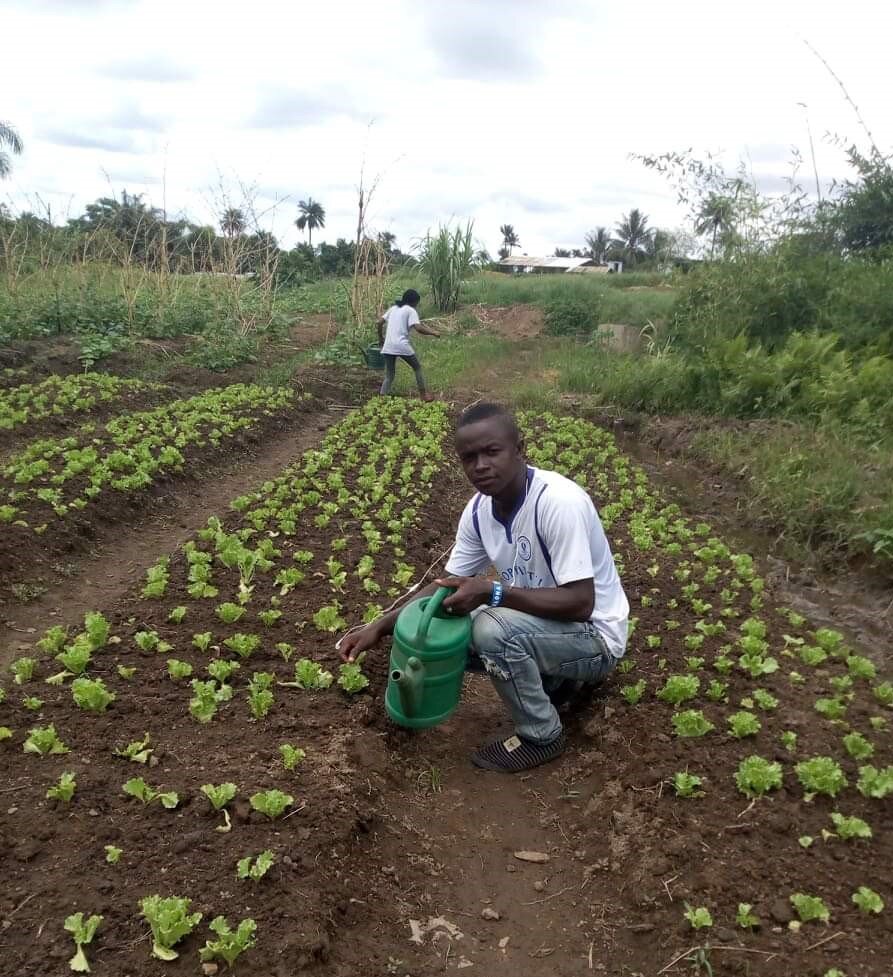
[436,575,493,615]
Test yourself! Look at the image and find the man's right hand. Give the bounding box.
[339,623,384,662]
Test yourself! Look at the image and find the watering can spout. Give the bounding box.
[390,656,424,718]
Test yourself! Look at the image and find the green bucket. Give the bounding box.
[363,344,385,369]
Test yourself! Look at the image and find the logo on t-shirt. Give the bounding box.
[517,535,532,561]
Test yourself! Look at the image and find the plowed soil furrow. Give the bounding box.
[0,408,342,666]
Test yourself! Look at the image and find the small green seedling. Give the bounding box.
[842,732,874,761]
[735,756,782,798]
[795,757,847,798]
[736,903,760,929]
[280,744,306,771]
[856,765,893,798]
[64,912,102,973]
[166,659,193,681]
[672,772,704,798]
[104,845,122,864]
[338,656,369,694]
[620,679,646,705]
[47,771,77,802]
[728,711,761,739]
[201,782,237,811]
[683,904,712,929]
[23,724,69,756]
[139,895,202,961]
[852,886,884,915]
[199,916,257,967]
[830,812,871,841]
[249,790,292,819]
[114,733,152,764]
[671,709,714,738]
[122,777,179,809]
[237,850,275,881]
[790,892,830,923]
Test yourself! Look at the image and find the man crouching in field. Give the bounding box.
[340,402,629,772]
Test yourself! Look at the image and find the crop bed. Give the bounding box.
[0,398,457,976]
[514,412,893,976]
[0,400,890,977]
[0,383,315,588]
[0,373,166,442]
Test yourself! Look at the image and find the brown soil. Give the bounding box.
[469,304,544,340]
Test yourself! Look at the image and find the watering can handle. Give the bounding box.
[415,586,454,642]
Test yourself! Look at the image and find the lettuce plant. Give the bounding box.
[683,904,712,929]
[71,677,115,713]
[852,886,884,915]
[23,724,69,756]
[122,777,179,809]
[64,912,102,973]
[672,771,704,798]
[856,765,893,798]
[671,709,714,738]
[207,659,240,683]
[736,903,760,929]
[168,606,187,624]
[795,757,847,798]
[201,782,237,810]
[105,845,122,864]
[735,756,782,797]
[279,744,306,771]
[215,602,245,624]
[291,659,333,690]
[199,916,257,967]
[223,633,260,659]
[166,659,193,681]
[11,657,36,685]
[139,895,202,961]
[249,790,292,819]
[620,680,646,705]
[192,632,213,652]
[656,675,699,706]
[114,733,152,764]
[790,892,830,923]
[237,850,275,881]
[338,659,369,694]
[830,812,871,840]
[728,711,761,738]
[873,681,893,707]
[47,771,77,802]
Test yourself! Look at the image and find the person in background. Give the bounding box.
[340,402,629,772]
[377,288,439,401]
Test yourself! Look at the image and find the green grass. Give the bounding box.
[386,334,510,395]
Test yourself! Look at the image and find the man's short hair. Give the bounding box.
[456,402,520,442]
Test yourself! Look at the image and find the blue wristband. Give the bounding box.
[489,581,504,607]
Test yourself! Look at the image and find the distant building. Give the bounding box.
[495,255,622,275]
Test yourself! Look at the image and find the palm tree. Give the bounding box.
[695,193,737,258]
[220,207,246,238]
[584,226,611,264]
[613,209,652,267]
[499,223,520,256]
[0,120,24,180]
[295,197,325,247]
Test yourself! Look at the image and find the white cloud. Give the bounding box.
[1,0,891,255]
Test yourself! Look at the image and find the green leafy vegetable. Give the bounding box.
[856,764,893,799]
[201,782,237,810]
[236,850,275,881]
[11,657,37,685]
[790,892,830,923]
[656,674,700,706]
[683,904,712,929]
[104,845,122,864]
[672,771,704,798]
[852,886,884,915]
[830,812,872,840]
[842,731,874,761]
[114,733,152,764]
[620,679,647,705]
[671,709,714,737]
[338,658,369,694]
[199,916,257,967]
[23,724,69,756]
[736,903,760,929]
[734,755,783,797]
[64,912,102,972]
[139,895,202,961]
[795,757,847,798]
[47,771,77,802]
[249,789,293,819]
[727,711,761,738]
[122,777,179,809]
[166,659,193,681]
[215,602,245,624]
[279,744,306,771]
[71,677,115,713]
[292,658,334,690]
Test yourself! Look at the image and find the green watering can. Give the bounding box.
[363,344,386,369]
[385,586,471,729]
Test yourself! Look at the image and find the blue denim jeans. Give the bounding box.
[467,607,617,744]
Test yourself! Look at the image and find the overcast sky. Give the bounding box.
[2,0,890,256]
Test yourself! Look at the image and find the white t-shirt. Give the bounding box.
[445,466,629,657]
[381,304,421,356]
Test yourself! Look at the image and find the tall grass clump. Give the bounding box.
[418,223,477,313]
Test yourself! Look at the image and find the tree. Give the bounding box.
[0,121,23,179]
[377,230,397,253]
[499,223,520,256]
[613,209,653,266]
[553,247,571,257]
[296,197,325,247]
[584,226,611,264]
[694,192,737,258]
[220,208,246,238]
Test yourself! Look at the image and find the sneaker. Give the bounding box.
[471,731,567,773]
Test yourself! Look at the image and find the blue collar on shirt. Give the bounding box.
[489,466,534,544]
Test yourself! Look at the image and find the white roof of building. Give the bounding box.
[496,255,593,270]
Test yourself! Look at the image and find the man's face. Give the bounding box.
[454,418,525,497]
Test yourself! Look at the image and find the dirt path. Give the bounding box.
[0,408,342,667]
[358,681,614,976]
